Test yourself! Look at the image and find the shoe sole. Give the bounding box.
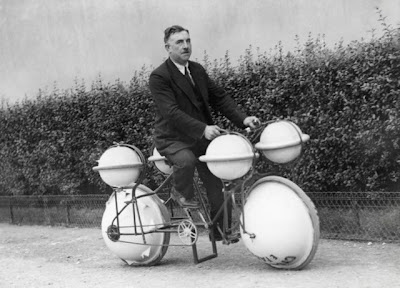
[171,193,200,208]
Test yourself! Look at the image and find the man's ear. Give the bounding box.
[164,44,170,52]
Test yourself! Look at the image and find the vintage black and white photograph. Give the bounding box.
[0,0,399,287]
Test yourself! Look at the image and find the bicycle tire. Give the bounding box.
[240,175,320,270]
[102,185,170,266]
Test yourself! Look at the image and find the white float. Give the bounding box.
[148,147,173,175]
[199,134,256,180]
[240,176,319,270]
[93,144,143,188]
[255,121,310,163]
[101,185,170,265]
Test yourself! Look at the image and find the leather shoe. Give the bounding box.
[209,233,240,244]
[210,228,240,243]
[209,231,223,242]
[171,190,200,208]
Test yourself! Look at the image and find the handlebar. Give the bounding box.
[218,121,269,143]
[218,119,295,143]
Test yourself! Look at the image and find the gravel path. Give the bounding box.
[0,223,399,288]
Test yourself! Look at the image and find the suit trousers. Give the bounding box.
[165,139,231,228]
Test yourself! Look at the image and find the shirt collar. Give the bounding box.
[170,58,189,75]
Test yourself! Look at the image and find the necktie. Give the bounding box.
[184,67,195,87]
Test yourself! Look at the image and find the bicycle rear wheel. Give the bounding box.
[240,176,319,270]
[101,185,170,266]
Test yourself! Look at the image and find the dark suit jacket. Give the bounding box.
[149,58,246,156]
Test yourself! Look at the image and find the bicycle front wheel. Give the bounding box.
[240,176,319,270]
[102,185,170,266]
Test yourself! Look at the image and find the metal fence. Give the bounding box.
[1,191,399,242]
[0,195,109,228]
[309,192,400,242]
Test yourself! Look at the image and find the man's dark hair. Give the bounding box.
[164,25,189,43]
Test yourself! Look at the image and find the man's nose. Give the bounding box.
[183,41,189,48]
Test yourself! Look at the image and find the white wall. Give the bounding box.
[1,0,399,103]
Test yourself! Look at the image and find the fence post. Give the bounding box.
[43,197,50,225]
[9,196,14,224]
[352,198,362,234]
[66,199,71,226]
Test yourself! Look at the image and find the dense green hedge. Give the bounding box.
[0,18,399,196]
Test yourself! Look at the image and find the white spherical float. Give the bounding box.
[148,147,173,175]
[93,144,143,188]
[199,134,256,180]
[255,121,310,164]
[102,185,170,265]
[240,176,319,270]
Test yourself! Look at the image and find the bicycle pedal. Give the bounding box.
[171,216,189,221]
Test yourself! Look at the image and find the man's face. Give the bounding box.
[165,30,192,65]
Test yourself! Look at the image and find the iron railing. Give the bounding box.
[1,192,399,242]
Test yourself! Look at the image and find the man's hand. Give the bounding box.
[243,116,260,129]
[204,125,222,140]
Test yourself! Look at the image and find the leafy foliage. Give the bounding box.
[0,12,399,195]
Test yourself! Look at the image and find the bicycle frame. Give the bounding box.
[107,126,265,241]
[98,120,319,268]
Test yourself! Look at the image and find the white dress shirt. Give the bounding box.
[171,59,195,84]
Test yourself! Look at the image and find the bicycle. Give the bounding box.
[93,120,320,270]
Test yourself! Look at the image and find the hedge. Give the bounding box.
[0,15,399,196]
